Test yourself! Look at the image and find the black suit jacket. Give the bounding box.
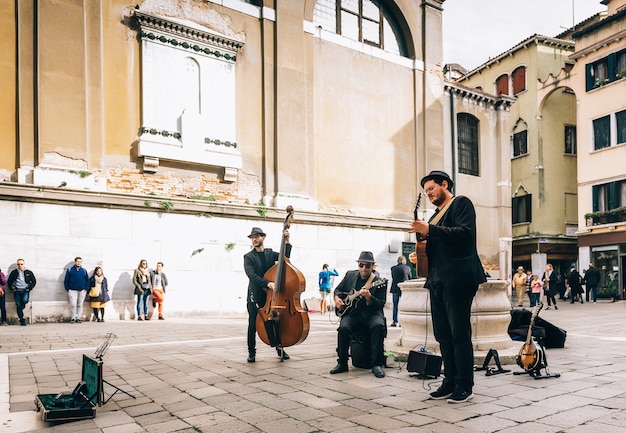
[244,244,292,306]
[390,264,412,294]
[333,270,387,320]
[425,195,486,289]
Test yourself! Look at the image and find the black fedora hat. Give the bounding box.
[420,170,454,190]
[247,227,266,238]
[356,251,376,263]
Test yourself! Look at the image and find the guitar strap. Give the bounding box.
[428,197,455,226]
[363,272,375,289]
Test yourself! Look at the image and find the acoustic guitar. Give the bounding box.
[335,279,387,317]
[414,193,429,277]
[516,303,545,371]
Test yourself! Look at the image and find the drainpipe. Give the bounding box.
[449,87,456,190]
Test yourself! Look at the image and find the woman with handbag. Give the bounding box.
[89,266,110,322]
[133,259,152,321]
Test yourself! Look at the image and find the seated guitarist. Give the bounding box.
[330,251,388,378]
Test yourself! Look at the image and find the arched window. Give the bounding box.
[313,0,408,57]
[496,74,509,96]
[512,66,526,94]
[457,113,479,176]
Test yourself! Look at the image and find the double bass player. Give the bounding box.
[243,226,291,363]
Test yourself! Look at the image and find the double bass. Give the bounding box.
[256,206,310,357]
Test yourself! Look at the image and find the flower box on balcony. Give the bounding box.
[584,207,626,226]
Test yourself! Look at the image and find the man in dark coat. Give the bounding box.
[243,226,291,363]
[330,251,388,378]
[409,170,485,404]
[7,259,37,326]
[583,263,601,303]
[390,255,412,327]
[566,267,584,304]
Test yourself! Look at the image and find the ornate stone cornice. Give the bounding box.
[445,81,515,110]
[134,11,244,61]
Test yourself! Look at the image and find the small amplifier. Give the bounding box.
[407,350,442,378]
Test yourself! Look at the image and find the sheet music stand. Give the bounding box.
[92,333,136,404]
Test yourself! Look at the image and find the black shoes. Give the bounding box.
[390,323,397,327]
[372,365,385,378]
[447,389,474,403]
[19,319,26,326]
[430,383,473,403]
[247,352,256,363]
[330,362,349,374]
[276,348,290,360]
[429,383,455,400]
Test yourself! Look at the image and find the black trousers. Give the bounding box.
[247,301,258,354]
[336,313,386,366]
[430,281,477,391]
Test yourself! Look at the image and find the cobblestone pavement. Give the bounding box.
[2,300,626,433]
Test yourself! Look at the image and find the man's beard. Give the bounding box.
[431,194,444,207]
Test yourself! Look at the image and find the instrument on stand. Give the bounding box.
[514,303,560,379]
[256,206,310,358]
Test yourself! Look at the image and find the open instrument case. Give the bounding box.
[34,355,101,422]
[34,333,133,422]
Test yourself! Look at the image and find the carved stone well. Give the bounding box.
[397,278,513,352]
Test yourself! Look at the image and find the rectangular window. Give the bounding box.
[564,125,576,155]
[616,110,626,145]
[457,114,479,176]
[512,194,532,224]
[592,180,626,212]
[496,74,509,96]
[593,116,611,150]
[512,66,526,94]
[340,10,359,40]
[593,59,609,84]
[513,130,528,157]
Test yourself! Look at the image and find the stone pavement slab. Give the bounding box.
[0,301,626,432]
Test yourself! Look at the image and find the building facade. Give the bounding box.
[572,0,626,300]
[457,35,581,280]
[0,0,511,320]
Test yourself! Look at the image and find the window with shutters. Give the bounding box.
[617,110,626,145]
[592,180,626,212]
[496,74,509,96]
[513,130,528,157]
[512,66,526,94]
[457,113,479,176]
[512,194,532,224]
[593,115,611,150]
[564,125,576,155]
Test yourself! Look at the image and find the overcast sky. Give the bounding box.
[442,0,608,71]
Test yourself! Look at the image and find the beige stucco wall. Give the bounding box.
[572,7,626,229]
[443,85,513,275]
[0,1,16,176]
[459,38,578,266]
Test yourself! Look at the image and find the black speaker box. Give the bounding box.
[407,350,442,377]
[350,332,372,369]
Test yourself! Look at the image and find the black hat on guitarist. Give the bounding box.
[356,251,376,263]
[420,170,454,190]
